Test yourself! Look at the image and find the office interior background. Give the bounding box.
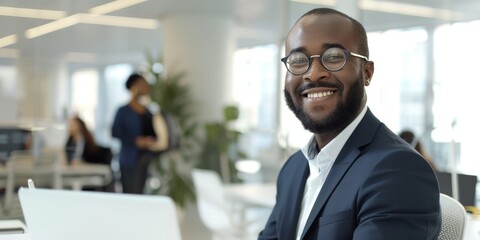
[1,0,480,193]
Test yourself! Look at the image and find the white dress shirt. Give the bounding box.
[295,106,367,240]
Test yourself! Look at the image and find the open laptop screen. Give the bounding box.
[18,188,182,240]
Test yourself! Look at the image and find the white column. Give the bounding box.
[162,13,235,123]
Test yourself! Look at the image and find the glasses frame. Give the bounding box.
[281,47,369,75]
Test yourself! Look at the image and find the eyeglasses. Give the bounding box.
[281,47,369,75]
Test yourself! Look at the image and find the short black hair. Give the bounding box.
[297,8,369,57]
[125,73,145,90]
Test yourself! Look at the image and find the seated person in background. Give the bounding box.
[399,129,438,171]
[65,116,111,166]
[65,116,114,192]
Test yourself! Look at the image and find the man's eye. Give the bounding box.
[289,57,308,65]
[324,54,345,63]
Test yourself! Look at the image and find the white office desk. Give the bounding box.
[60,162,112,190]
[0,161,112,191]
[0,154,112,213]
[465,214,480,240]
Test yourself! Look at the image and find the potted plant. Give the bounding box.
[143,52,199,211]
[198,105,247,183]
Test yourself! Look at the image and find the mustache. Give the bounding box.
[296,82,340,95]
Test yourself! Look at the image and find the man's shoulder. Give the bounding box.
[116,105,139,117]
[117,104,131,112]
[279,150,308,173]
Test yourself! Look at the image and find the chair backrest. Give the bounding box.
[84,145,112,165]
[191,168,233,232]
[438,193,467,240]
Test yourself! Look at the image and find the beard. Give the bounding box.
[284,77,365,134]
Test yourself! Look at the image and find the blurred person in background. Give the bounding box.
[399,129,438,172]
[65,115,114,191]
[112,73,157,194]
[65,116,100,165]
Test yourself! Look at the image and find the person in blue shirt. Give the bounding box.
[112,73,157,194]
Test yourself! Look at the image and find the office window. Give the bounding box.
[433,20,480,175]
[0,66,17,122]
[103,64,132,124]
[0,66,16,97]
[71,69,99,129]
[233,45,282,160]
[367,28,429,134]
[233,45,278,130]
[99,64,133,147]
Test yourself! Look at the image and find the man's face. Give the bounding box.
[283,14,372,134]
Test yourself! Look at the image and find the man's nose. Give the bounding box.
[303,57,330,82]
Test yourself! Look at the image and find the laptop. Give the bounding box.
[18,187,182,240]
[436,171,478,207]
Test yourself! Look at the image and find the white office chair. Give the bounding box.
[191,168,267,240]
[437,193,467,240]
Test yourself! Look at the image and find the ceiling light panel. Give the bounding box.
[80,14,158,29]
[24,14,81,39]
[0,6,66,20]
[0,34,17,48]
[89,0,147,15]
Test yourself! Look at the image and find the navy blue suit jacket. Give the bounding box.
[259,109,441,240]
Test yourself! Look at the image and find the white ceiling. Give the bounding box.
[0,0,479,66]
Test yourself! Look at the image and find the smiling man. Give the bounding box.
[258,8,441,240]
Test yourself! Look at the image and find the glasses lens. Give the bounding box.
[322,48,347,71]
[286,52,309,75]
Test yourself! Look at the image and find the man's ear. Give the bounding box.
[364,61,374,86]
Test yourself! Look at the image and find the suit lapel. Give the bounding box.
[280,152,310,240]
[300,143,360,239]
[300,109,380,239]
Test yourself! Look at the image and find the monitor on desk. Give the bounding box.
[18,188,182,240]
[0,128,30,163]
[436,171,478,207]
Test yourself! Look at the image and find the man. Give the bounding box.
[258,8,441,240]
[112,73,157,194]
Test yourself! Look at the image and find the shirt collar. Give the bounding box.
[301,106,368,162]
